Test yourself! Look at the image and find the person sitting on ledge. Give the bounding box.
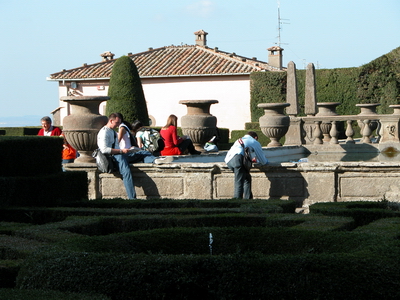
[160,114,201,156]
[37,116,62,136]
[97,113,172,200]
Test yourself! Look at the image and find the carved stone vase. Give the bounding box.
[61,96,109,163]
[179,100,219,151]
[258,103,290,147]
[316,102,341,142]
[356,103,380,138]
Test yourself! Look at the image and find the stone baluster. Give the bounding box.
[345,120,355,144]
[329,121,339,144]
[362,120,373,143]
[313,121,323,144]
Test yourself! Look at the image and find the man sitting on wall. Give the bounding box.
[97,113,172,200]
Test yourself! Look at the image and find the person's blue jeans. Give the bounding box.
[227,154,252,199]
[125,150,155,164]
[114,151,155,199]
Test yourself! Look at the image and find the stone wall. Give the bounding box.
[65,159,400,207]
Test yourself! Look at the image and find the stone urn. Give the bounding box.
[316,102,341,142]
[389,104,400,115]
[258,103,290,147]
[356,103,380,138]
[179,100,219,151]
[61,96,109,163]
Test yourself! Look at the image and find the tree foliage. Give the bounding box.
[106,56,149,125]
[250,46,400,118]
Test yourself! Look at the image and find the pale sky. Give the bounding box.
[0,0,399,125]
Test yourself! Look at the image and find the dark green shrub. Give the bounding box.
[16,250,400,300]
[0,288,110,300]
[0,136,63,177]
[106,55,149,125]
[0,171,88,207]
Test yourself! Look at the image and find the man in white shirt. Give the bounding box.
[97,113,172,199]
[224,131,268,199]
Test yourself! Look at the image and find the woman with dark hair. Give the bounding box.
[159,114,201,156]
[116,113,136,149]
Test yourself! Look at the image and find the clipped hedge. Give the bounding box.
[16,250,400,300]
[0,288,110,300]
[0,127,41,136]
[250,46,400,119]
[0,136,63,177]
[0,171,88,207]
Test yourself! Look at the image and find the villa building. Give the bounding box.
[47,30,285,130]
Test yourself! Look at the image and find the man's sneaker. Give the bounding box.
[154,156,174,164]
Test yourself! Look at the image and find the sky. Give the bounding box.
[0,0,399,126]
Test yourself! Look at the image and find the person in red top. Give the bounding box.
[37,116,62,136]
[160,114,201,156]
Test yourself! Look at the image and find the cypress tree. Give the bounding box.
[106,56,149,125]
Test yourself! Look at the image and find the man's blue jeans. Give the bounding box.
[227,154,252,199]
[114,151,155,199]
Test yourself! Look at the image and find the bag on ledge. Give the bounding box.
[92,149,118,173]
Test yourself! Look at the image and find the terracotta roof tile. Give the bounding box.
[49,45,278,80]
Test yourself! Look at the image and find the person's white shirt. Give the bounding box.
[224,134,268,165]
[97,126,120,155]
[118,124,132,149]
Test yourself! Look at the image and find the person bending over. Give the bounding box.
[225,131,268,199]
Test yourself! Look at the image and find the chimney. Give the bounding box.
[194,30,208,46]
[267,46,284,69]
[100,51,115,61]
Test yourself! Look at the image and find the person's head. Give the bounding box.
[247,131,258,140]
[165,114,178,128]
[41,116,52,131]
[131,120,143,132]
[115,112,132,130]
[108,113,122,129]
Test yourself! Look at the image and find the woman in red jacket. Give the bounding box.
[160,114,201,156]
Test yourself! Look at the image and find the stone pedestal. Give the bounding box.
[61,96,109,163]
[179,100,219,151]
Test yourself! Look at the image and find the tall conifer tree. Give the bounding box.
[106,56,149,125]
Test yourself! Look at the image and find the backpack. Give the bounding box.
[140,128,164,153]
[238,138,253,172]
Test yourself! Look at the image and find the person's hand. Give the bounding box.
[120,148,130,154]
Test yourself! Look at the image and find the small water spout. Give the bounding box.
[209,233,213,255]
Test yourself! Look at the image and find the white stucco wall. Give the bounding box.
[55,75,252,131]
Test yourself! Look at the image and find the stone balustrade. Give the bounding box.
[286,114,400,150]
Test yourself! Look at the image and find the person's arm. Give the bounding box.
[137,137,144,148]
[253,142,268,165]
[171,126,183,145]
[118,126,126,143]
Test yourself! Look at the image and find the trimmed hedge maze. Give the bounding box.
[1,199,400,299]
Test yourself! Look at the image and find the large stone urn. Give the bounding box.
[179,100,219,151]
[61,96,109,163]
[316,102,341,142]
[258,103,290,147]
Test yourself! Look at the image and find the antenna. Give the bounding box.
[276,0,289,47]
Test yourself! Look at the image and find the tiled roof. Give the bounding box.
[49,45,279,80]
